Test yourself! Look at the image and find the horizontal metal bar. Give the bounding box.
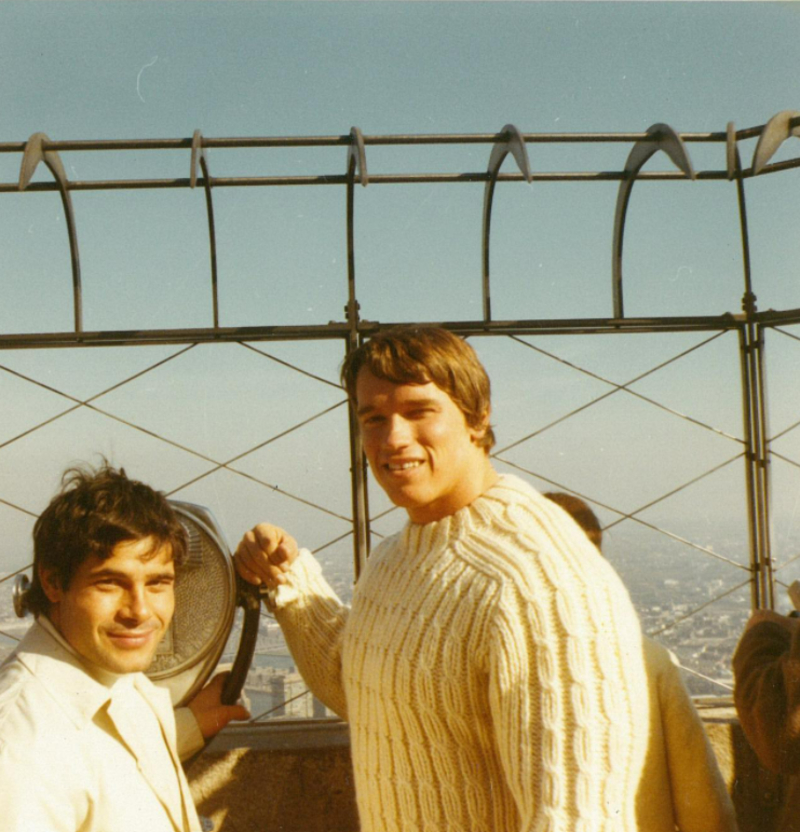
[0,126,777,156]
[0,314,758,351]
[0,167,762,195]
[0,324,352,349]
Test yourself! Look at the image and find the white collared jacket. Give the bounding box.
[0,621,202,832]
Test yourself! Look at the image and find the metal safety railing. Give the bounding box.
[3,114,800,701]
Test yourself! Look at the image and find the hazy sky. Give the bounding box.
[2,1,800,614]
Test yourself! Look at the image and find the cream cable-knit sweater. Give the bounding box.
[272,475,652,831]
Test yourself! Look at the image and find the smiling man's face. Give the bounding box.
[356,369,494,524]
[42,536,175,675]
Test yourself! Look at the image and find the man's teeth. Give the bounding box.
[387,461,422,471]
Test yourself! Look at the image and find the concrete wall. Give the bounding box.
[187,706,783,832]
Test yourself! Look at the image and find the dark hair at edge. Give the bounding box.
[543,491,603,551]
[28,461,187,617]
[341,325,496,451]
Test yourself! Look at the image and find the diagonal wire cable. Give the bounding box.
[675,663,734,693]
[646,578,751,637]
[0,496,38,518]
[0,345,198,451]
[774,550,800,574]
[769,451,800,473]
[165,400,352,522]
[496,331,740,456]
[250,687,312,722]
[0,345,353,524]
[0,563,34,586]
[496,453,748,570]
[773,326,800,346]
[240,343,344,390]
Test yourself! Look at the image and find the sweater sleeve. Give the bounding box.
[485,559,647,831]
[174,706,205,760]
[268,548,350,719]
[733,619,800,775]
[486,583,544,830]
[655,651,738,832]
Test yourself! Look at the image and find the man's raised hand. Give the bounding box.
[234,523,299,589]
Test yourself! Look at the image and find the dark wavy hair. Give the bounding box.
[340,326,495,451]
[28,461,186,616]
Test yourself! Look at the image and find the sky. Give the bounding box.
[2,0,800,631]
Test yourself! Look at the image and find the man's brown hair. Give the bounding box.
[341,326,495,451]
[28,461,187,616]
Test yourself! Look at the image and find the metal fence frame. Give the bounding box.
[3,116,800,619]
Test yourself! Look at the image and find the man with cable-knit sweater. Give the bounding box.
[235,326,661,831]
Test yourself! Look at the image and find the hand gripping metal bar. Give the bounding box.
[190,130,220,328]
[612,123,695,319]
[482,124,533,322]
[752,110,800,176]
[19,132,83,332]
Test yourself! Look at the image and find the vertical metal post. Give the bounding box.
[345,135,370,579]
[754,322,774,608]
[732,126,773,609]
[739,325,770,609]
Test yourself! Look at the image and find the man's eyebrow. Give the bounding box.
[357,397,439,416]
[88,567,174,580]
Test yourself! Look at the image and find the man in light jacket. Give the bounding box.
[0,462,246,832]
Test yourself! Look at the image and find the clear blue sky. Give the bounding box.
[2,0,800,604]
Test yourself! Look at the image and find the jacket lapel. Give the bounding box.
[107,681,188,832]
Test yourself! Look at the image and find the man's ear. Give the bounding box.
[38,567,63,604]
[470,408,491,443]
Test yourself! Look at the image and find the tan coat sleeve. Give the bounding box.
[652,645,738,832]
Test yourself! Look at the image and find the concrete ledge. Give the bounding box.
[187,719,358,832]
[187,704,784,832]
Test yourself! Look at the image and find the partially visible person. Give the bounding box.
[236,326,658,831]
[734,607,800,832]
[0,462,247,832]
[544,491,739,832]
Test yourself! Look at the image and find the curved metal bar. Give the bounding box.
[727,123,755,312]
[348,126,368,187]
[752,110,800,176]
[190,130,219,328]
[482,124,533,322]
[726,122,737,182]
[611,124,695,318]
[19,132,83,332]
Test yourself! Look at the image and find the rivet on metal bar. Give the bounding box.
[347,127,368,187]
[19,132,83,333]
[752,110,800,175]
[189,130,220,328]
[482,124,533,322]
[612,123,695,319]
